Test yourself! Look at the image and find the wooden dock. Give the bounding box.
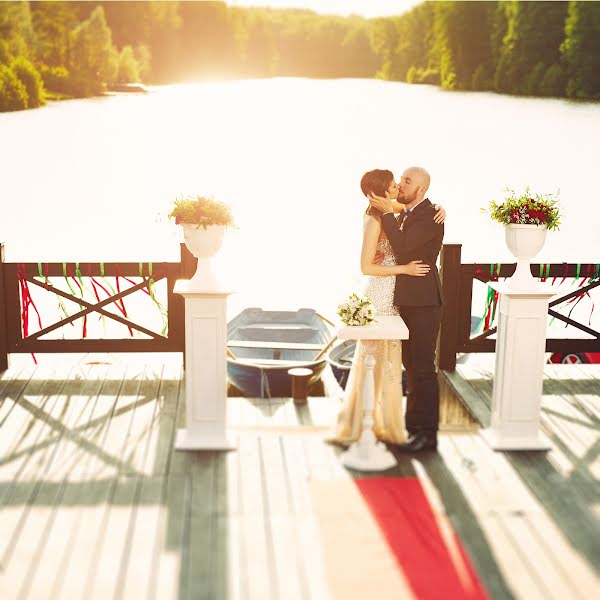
[0,359,598,599]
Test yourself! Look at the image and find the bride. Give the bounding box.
[327,169,445,446]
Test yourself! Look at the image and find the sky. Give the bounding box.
[226,0,422,18]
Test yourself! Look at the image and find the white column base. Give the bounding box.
[174,280,235,454]
[481,282,557,454]
[480,428,551,451]
[175,429,237,451]
[340,430,397,471]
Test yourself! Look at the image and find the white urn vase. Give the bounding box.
[505,224,547,290]
[182,224,226,290]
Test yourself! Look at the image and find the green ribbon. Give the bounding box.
[146,262,168,336]
[479,263,500,332]
[62,262,79,302]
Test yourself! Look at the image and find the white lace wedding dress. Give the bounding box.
[327,239,407,445]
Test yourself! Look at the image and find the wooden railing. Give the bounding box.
[0,242,198,371]
[437,244,600,370]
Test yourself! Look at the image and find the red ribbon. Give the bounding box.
[17,264,42,364]
[558,262,569,286]
[114,264,133,336]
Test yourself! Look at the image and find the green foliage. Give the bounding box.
[2,0,599,112]
[442,71,457,91]
[10,55,45,107]
[0,64,28,111]
[485,187,561,231]
[561,1,600,99]
[133,44,151,81]
[538,63,566,97]
[387,4,436,81]
[495,1,568,95]
[524,61,546,96]
[471,64,493,91]
[0,1,34,55]
[407,66,439,85]
[169,196,234,229]
[39,63,69,93]
[0,40,11,65]
[30,0,78,66]
[68,6,118,96]
[117,45,140,83]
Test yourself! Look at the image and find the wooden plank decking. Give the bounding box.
[0,359,598,599]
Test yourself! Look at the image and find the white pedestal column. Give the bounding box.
[174,280,236,451]
[337,315,409,471]
[481,282,556,451]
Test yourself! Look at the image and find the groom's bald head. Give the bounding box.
[399,166,430,207]
[405,166,430,192]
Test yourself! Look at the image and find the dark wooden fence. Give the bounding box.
[3,241,599,375]
[437,243,600,370]
[0,242,197,371]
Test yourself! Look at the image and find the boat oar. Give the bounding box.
[313,335,337,361]
[316,312,335,328]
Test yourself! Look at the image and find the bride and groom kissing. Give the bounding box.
[328,166,445,453]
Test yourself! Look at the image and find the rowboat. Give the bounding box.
[327,315,483,390]
[326,339,357,390]
[226,308,334,398]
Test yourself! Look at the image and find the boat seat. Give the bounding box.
[232,358,314,366]
[239,323,316,330]
[227,340,324,351]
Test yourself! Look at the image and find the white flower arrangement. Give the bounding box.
[337,293,375,326]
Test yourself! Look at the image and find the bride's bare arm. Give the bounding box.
[360,217,430,277]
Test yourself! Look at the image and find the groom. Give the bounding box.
[369,166,444,451]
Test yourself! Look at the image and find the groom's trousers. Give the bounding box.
[399,305,442,434]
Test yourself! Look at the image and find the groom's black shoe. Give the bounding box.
[395,431,437,452]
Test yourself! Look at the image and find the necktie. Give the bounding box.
[400,210,410,231]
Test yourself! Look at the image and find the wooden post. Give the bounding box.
[437,244,462,371]
[288,367,312,404]
[0,243,9,372]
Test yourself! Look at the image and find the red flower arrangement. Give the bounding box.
[485,187,561,231]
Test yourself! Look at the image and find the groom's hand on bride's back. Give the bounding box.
[433,204,446,224]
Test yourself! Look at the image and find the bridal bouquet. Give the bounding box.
[484,187,561,231]
[338,293,375,326]
[168,195,234,229]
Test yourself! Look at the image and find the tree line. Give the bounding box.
[375,0,600,99]
[0,1,598,112]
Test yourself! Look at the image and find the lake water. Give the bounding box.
[1,78,599,326]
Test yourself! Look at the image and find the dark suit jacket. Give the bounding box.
[381,198,444,307]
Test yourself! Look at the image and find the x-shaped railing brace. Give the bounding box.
[23,272,168,340]
[469,277,600,343]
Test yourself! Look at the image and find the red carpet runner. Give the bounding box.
[355,477,490,600]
